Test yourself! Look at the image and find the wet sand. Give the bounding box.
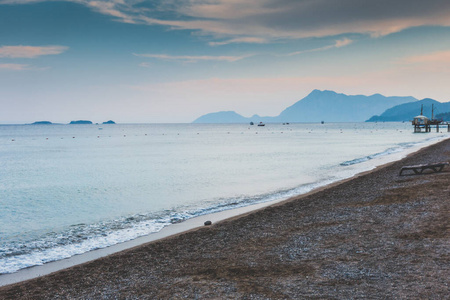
[1,139,449,299]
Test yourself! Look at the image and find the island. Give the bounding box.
[102,120,116,124]
[30,121,53,125]
[69,120,93,125]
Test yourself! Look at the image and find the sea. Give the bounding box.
[0,122,447,274]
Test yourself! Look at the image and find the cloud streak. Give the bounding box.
[400,50,450,64]
[286,38,353,56]
[0,63,30,70]
[209,37,268,46]
[133,53,249,62]
[3,1,450,44]
[0,45,68,58]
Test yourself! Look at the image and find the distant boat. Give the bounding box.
[257,122,265,126]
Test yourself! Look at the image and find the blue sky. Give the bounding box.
[1,0,450,123]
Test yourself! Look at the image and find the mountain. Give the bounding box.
[366,98,450,122]
[192,90,417,123]
[276,90,416,122]
[193,111,254,123]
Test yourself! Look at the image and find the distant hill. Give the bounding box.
[193,90,417,123]
[102,120,116,124]
[275,90,416,122]
[193,111,253,123]
[366,98,450,122]
[69,120,93,124]
[30,121,53,125]
[436,112,450,121]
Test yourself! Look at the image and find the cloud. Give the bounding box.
[83,0,137,24]
[133,53,249,62]
[396,50,450,74]
[0,63,31,70]
[286,38,353,56]
[334,38,353,48]
[209,37,268,46]
[139,62,152,68]
[3,1,450,43]
[400,50,450,64]
[0,45,68,58]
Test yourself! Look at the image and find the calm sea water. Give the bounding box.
[0,123,447,274]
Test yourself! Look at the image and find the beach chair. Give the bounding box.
[399,162,449,176]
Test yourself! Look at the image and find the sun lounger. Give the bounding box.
[399,162,449,176]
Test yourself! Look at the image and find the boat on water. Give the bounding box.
[257,122,265,126]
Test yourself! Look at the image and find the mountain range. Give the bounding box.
[367,98,450,122]
[193,90,418,123]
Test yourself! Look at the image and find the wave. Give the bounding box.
[340,138,440,166]
[0,179,336,275]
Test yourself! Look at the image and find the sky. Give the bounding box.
[1,0,450,123]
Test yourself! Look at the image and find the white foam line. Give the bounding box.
[0,200,283,287]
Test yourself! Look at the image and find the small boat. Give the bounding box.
[257,122,265,126]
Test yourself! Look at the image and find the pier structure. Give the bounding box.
[412,115,431,133]
[413,118,449,133]
[412,104,450,133]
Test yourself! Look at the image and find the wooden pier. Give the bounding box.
[413,121,450,133]
[412,104,450,133]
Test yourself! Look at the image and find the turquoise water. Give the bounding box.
[0,123,447,273]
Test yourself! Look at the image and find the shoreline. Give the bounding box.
[1,138,448,297]
[0,136,448,289]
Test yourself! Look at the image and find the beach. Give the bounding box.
[1,138,449,298]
